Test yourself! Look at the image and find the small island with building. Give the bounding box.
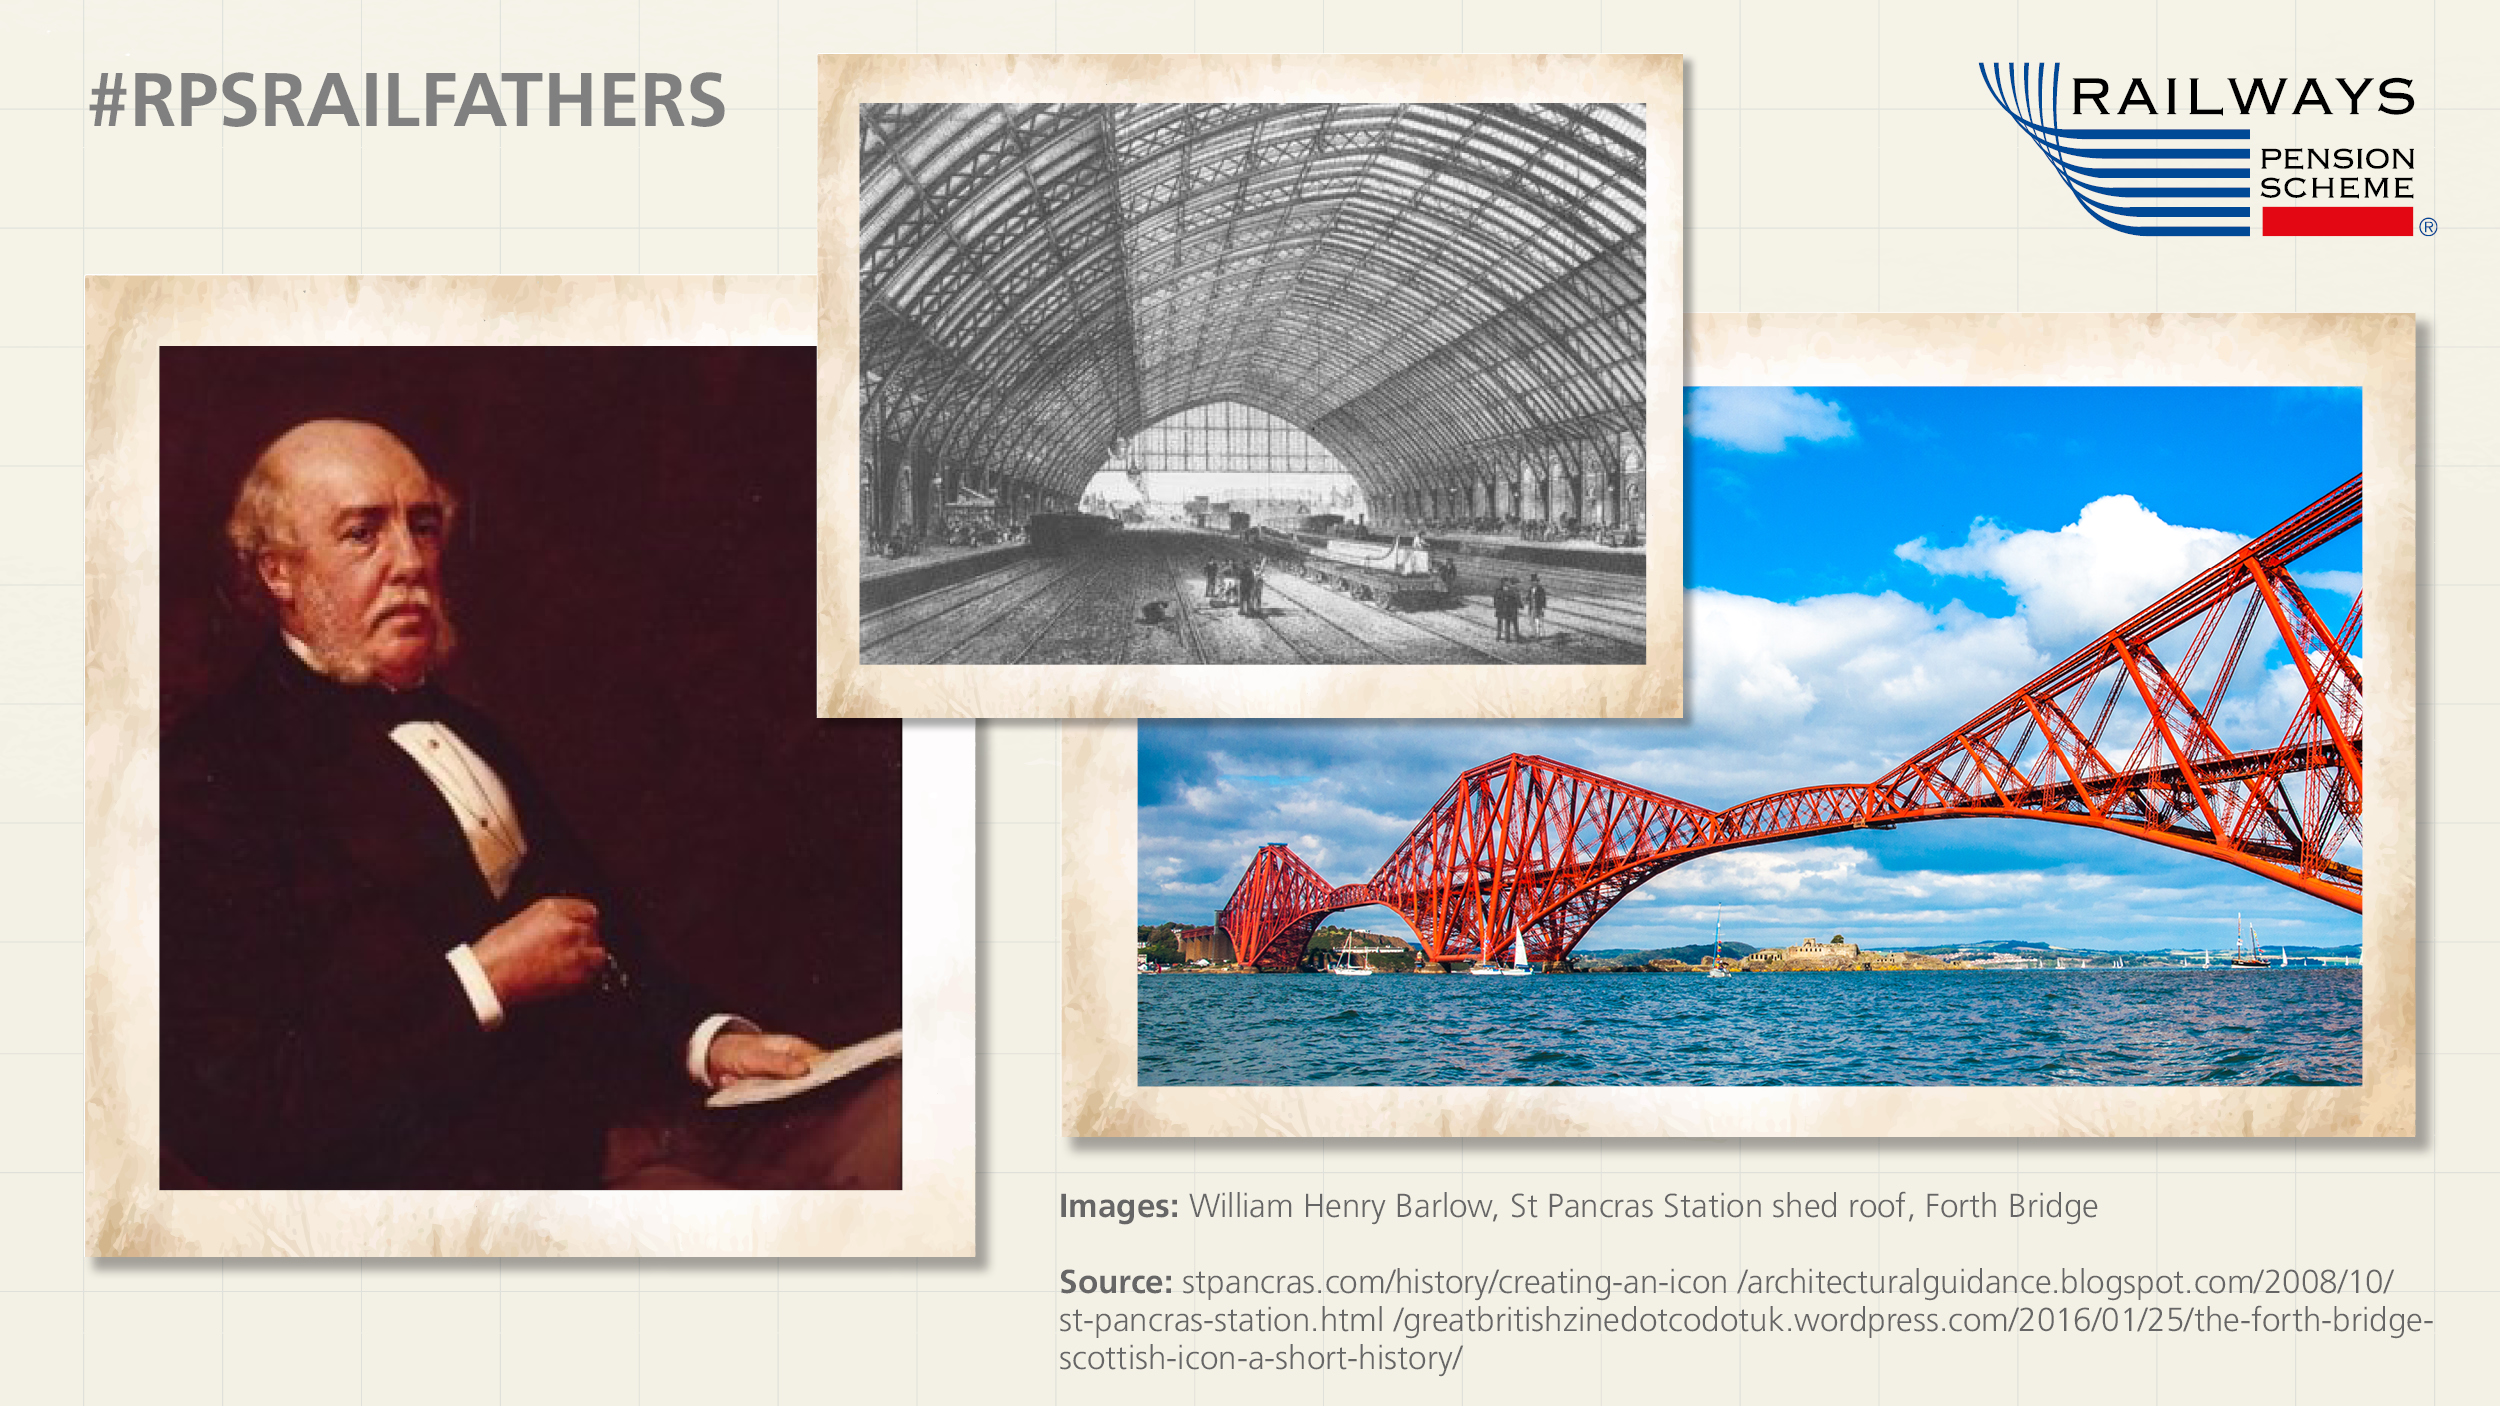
[1599,934,1979,973]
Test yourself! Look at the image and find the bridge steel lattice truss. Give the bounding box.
[1218,477,2365,970]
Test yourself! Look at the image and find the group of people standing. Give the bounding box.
[1202,557,1268,616]
[1491,572,1548,643]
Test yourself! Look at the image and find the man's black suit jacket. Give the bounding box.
[161,642,708,1189]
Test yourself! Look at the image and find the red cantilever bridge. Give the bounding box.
[1217,477,2366,971]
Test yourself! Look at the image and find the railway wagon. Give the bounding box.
[1285,532,1451,610]
[1026,511,1120,555]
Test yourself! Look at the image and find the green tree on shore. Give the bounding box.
[1138,922,1183,966]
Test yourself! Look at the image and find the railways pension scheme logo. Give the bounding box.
[1981,63,2426,237]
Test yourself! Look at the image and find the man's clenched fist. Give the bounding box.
[473,896,607,1007]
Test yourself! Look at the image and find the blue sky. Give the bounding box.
[1138,386,2367,954]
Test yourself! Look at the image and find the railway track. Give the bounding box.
[1258,566,1510,666]
[988,576,1102,666]
[1374,595,1536,664]
[863,527,1643,665]
[903,562,1092,664]
[1444,571,1644,651]
[860,557,1078,656]
[1246,593,1333,664]
[1161,556,1214,665]
[1524,596,1647,649]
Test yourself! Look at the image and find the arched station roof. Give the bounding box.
[860,102,1647,498]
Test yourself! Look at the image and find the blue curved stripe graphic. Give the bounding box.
[2078,199,2250,219]
[2069,182,2250,198]
[2038,129,2253,140]
[1995,112,2251,142]
[1981,62,2252,237]
[2032,145,2250,160]
[2064,165,2251,180]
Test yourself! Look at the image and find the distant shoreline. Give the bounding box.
[1576,956,2360,974]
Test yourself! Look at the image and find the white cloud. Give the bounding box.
[1675,588,2042,790]
[1896,495,2244,648]
[1150,877,1237,899]
[1649,844,2060,909]
[1687,387,1856,453]
[1574,841,2210,950]
[1650,844,1878,900]
[2211,650,2361,753]
[2296,569,2362,597]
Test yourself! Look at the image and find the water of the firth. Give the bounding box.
[1137,969,2361,1086]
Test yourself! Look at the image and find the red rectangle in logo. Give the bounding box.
[2262,206,2414,236]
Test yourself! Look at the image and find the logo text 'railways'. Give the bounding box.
[2070,75,2413,119]
[1982,64,2421,237]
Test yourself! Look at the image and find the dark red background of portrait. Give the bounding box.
[159,347,900,1046]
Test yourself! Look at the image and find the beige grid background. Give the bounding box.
[3,0,2495,1401]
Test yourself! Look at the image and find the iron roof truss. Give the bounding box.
[859,101,1648,497]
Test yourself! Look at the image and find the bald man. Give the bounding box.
[161,420,899,1190]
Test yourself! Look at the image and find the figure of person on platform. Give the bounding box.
[1527,573,1548,639]
[159,419,901,1191]
[1492,577,1517,642]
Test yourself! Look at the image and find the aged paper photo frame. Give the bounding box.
[1063,311,2415,1138]
[818,54,1684,719]
[87,276,975,1255]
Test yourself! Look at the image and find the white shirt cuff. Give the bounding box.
[687,1013,759,1089]
[445,945,505,1031]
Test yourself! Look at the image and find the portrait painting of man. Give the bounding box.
[155,346,902,1192]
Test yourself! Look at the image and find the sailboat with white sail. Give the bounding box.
[2229,913,2272,968]
[1469,930,1535,976]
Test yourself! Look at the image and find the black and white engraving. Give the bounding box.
[858,103,1649,666]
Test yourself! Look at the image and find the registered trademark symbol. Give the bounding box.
[2419,216,2438,236]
